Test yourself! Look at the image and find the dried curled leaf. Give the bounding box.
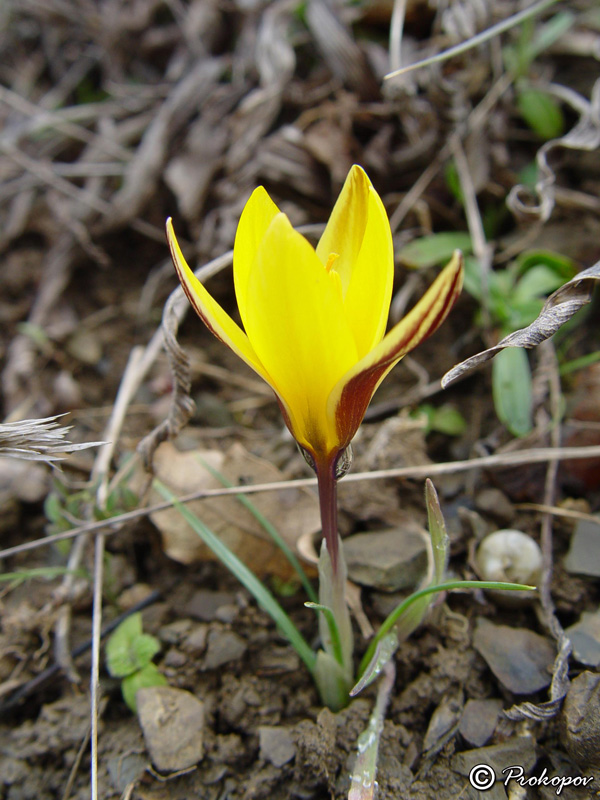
[0,414,104,463]
[507,79,600,223]
[442,260,600,387]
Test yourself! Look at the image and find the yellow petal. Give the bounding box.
[328,251,464,447]
[342,180,394,356]
[316,165,369,296]
[233,186,280,326]
[316,165,394,357]
[243,212,358,454]
[166,218,270,383]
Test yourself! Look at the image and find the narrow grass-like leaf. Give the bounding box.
[305,602,343,666]
[559,350,600,376]
[197,457,317,602]
[358,580,535,678]
[350,631,398,697]
[154,479,317,674]
[0,566,87,586]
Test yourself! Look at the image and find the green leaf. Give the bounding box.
[425,480,449,586]
[0,566,86,587]
[515,249,576,281]
[122,664,167,713]
[305,602,343,667]
[444,160,464,204]
[462,255,484,301]
[44,492,63,524]
[350,631,399,697]
[527,11,575,62]
[430,405,467,436]
[517,87,564,140]
[105,613,145,678]
[492,347,533,437]
[513,264,567,303]
[518,161,539,188]
[313,650,353,712]
[358,579,535,680]
[398,233,472,269]
[132,634,161,667]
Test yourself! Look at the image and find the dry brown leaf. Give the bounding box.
[149,442,320,579]
[442,260,600,388]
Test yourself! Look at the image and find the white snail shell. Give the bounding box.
[475,529,543,587]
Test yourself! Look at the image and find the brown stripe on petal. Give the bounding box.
[168,240,226,345]
[335,255,463,445]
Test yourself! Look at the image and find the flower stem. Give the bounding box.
[315,457,339,574]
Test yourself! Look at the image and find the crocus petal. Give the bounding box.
[316,166,394,357]
[342,181,394,356]
[233,186,280,325]
[243,212,358,454]
[166,218,271,384]
[316,165,369,295]
[327,251,464,447]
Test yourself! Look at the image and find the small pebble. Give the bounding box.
[459,698,503,747]
[202,629,247,670]
[259,725,296,767]
[137,686,204,772]
[183,624,208,655]
[343,526,427,591]
[473,618,554,695]
[564,518,600,578]
[186,590,237,622]
[565,610,600,667]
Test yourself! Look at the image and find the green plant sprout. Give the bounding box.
[400,235,577,437]
[105,612,167,713]
[469,249,576,436]
[45,469,139,541]
[503,12,575,139]
[155,476,532,795]
[410,403,467,437]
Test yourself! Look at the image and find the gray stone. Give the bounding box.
[107,752,147,792]
[423,690,463,752]
[459,698,503,747]
[136,686,204,772]
[342,526,428,591]
[564,518,600,577]
[259,725,296,767]
[473,618,555,695]
[183,624,208,655]
[566,610,600,667]
[202,629,247,670]
[186,590,237,621]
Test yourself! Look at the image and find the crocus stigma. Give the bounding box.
[167,165,463,567]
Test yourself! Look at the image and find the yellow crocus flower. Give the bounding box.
[167,165,463,475]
